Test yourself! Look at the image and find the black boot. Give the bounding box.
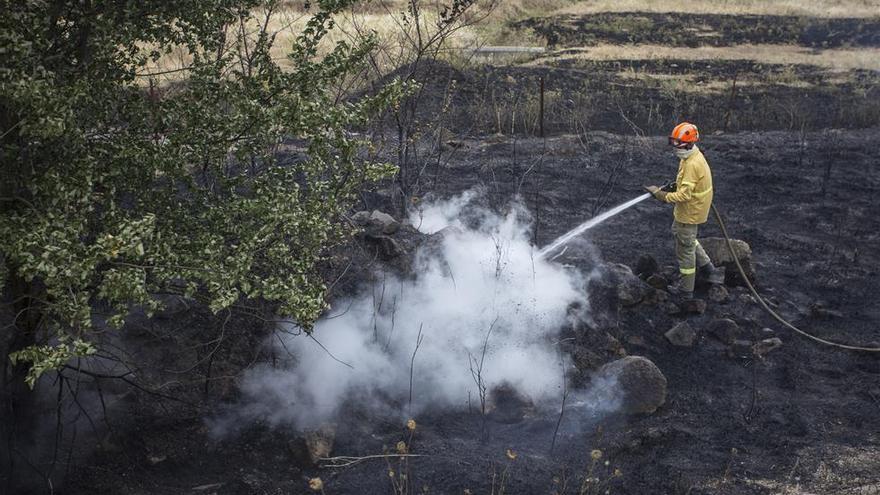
[697,262,725,285]
[666,278,694,300]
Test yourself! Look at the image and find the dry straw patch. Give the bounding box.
[137,7,418,84]
[137,1,503,85]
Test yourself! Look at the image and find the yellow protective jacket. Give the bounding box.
[664,147,713,224]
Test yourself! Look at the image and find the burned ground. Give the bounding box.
[513,12,880,48]
[62,126,880,494]
[17,6,880,495]
[374,57,879,142]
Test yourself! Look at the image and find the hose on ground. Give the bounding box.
[711,204,880,353]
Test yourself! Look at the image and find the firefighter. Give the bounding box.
[646,122,724,299]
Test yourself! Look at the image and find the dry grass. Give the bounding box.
[135,0,880,86]
[529,44,880,71]
[552,0,880,18]
[136,2,500,85]
[276,0,880,18]
[616,70,822,93]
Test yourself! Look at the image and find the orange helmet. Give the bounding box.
[669,122,699,148]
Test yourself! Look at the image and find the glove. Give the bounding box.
[644,185,667,201]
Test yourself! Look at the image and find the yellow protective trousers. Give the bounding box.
[672,220,711,292]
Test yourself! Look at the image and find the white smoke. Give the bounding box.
[216,191,618,432]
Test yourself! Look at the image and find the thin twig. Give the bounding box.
[308,334,354,369]
[408,324,424,416]
[319,454,425,468]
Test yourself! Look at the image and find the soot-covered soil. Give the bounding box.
[513,12,880,48]
[65,128,880,494]
[376,58,880,139]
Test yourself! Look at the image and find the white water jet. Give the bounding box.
[537,193,652,260]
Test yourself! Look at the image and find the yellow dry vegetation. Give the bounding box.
[137,2,497,85]
[136,0,880,86]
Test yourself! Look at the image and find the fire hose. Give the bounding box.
[710,203,880,353]
[652,179,879,352]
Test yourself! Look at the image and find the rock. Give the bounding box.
[646,274,669,290]
[739,293,757,305]
[486,383,536,423]
[665,322,697,347]
[595,356,667,415]
[660,301,680,315]
[707,318,741,345]
[699,237,756,286]
[587,264,647,325]
[289,424,336,465]
[728,339,754,358]
[635,254,659,278]
[351,210,372,226]
[368,210,400,235]
[699,237,751,266]
[707,284,729,303]
[571,345,604,372]
[604,263,648,307]
[626,335,647,347]
[364,234,403,260]
[420,226,462,256]
[642,288,669,305]
[809,302,844,319]
[680,298,707,315]
[192,483,225,492]
[753,337,783,356]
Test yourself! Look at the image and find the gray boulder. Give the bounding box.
[680,298,707,315]
[364,235,403,260]
[351,210,372,226]
[595,356,667,415]
[646,274,669,290]
[635,254,659,277]
[368,210,400,235]
[665,322,697,347]
[660,301,680,315]
[707,318,741,345]
[603,263,648,307]
[486,383,536,423]
[571,345,604,372]
[699,237,755,286]
[728,339,754,358]
[707,284,730,303]
[753,337,783,356]
[419,226,462,259]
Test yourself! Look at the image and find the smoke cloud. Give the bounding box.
[215,191,618,432]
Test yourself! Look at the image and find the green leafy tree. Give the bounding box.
[0,0,408,388]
